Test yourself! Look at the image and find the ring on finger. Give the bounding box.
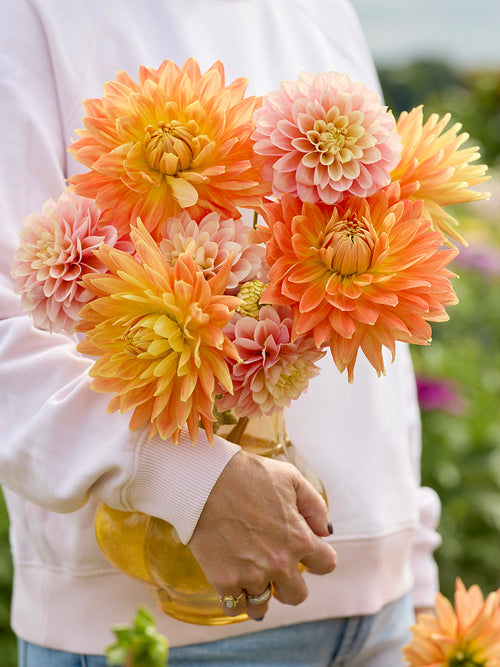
[248,583,272,605]
[219,591,244,609]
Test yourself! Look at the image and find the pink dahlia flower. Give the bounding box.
[159,211,265,292]
[216,305,325,418]
[11,191,130,334]
[253,70,402,205]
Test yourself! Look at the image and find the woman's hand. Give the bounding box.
[189,450,337,621]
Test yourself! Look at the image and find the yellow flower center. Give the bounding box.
[122,327,147,356]
[449,647,486,667]
[236,280,267,319]
[144,120,201,175]
[272,362,307,398]
[36,230,64,263]
[307,119,347,165]
[320,215,375,276]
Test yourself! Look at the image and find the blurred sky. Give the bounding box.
[349,0,500,70]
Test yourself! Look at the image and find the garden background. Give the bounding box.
[0,13,499,667]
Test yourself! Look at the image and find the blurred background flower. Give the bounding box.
[415,375,468,415]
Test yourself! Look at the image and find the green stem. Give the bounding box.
[226,416,249,445]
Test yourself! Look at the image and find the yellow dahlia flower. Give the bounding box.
[403,579,500,666]
[76,221,240,444]
[69,58,269,238]
[391,106,490,245]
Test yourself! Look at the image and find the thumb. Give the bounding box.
[294,472,332,537]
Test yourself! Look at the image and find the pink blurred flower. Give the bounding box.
[453,242,500,278]
[159,211,265,293]
[11,191,130,334]
[216,305,325,418]
[416,375,467,415]
[253,70,401,205]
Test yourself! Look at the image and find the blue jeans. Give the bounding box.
[17,593,413,667]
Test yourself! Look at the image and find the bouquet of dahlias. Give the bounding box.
[11,58,489,445]
[403,578,500,666]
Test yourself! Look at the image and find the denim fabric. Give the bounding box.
[18,593,413,667]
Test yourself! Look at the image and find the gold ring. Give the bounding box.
[219,591,244,609]
[248,583,272,605]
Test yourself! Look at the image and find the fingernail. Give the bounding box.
[254,617,264,622]
[327,521,334,535]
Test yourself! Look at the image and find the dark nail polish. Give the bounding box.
[327,521,334,535]
[254,617,264,622]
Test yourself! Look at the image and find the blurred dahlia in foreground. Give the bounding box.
[216,305,325,418]
[69,58,269,238]
[252,70,401,205]
[255,184,458,381]
[158,211,265,292]
[11,191,130,334]
[391,106,490,246]
[403,578,500,666]
[75,221,240,444]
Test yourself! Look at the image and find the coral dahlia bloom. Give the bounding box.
[69,58,269,238]
[259,186,458,381]
[158,211,265,292]
[11,191,128,334]
[391,106,490,245]
[403,578,500,666]
[253,70,401,205]
[216,305,325,418]
[76,221,240,444]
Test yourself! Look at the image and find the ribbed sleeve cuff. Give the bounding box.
[411,486,442,609]
[126,429,241,544]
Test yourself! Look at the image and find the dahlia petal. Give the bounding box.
[165,175,199,208]
[274,151,303,173]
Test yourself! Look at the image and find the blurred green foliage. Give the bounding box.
[379,59,500,167]
[380,58,500,601]
[412,241,500,600]
[0,490,16,667]
[0,60,498,662]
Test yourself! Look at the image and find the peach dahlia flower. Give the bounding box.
[258,186,458,381]
[69,58,269,238]
[158,211,265,293]
[76,221,240,444]
[11,191,127,334]
[391,106,490,245]
[216,306,325,418]
[253,70,401,205]
[403,579,500,666]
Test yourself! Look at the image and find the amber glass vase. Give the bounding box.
[95,410,326,625]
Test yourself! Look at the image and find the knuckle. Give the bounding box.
[268,550,290,576]
[299,529,316,554]
[275,585,308,607]
[290,587,308,606]
[217,573,241,595]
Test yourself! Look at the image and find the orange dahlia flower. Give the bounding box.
[69,58,269,238]
[391,106,490,245]
[403,578,500,667]
[258,186,458,381]
[76,221,240,444]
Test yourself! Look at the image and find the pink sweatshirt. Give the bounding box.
[0,0,441,654]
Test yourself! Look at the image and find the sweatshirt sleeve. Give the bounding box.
[0,0,240,546]
[405,355,442,609]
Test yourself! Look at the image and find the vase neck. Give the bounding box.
[222,411,287,457]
